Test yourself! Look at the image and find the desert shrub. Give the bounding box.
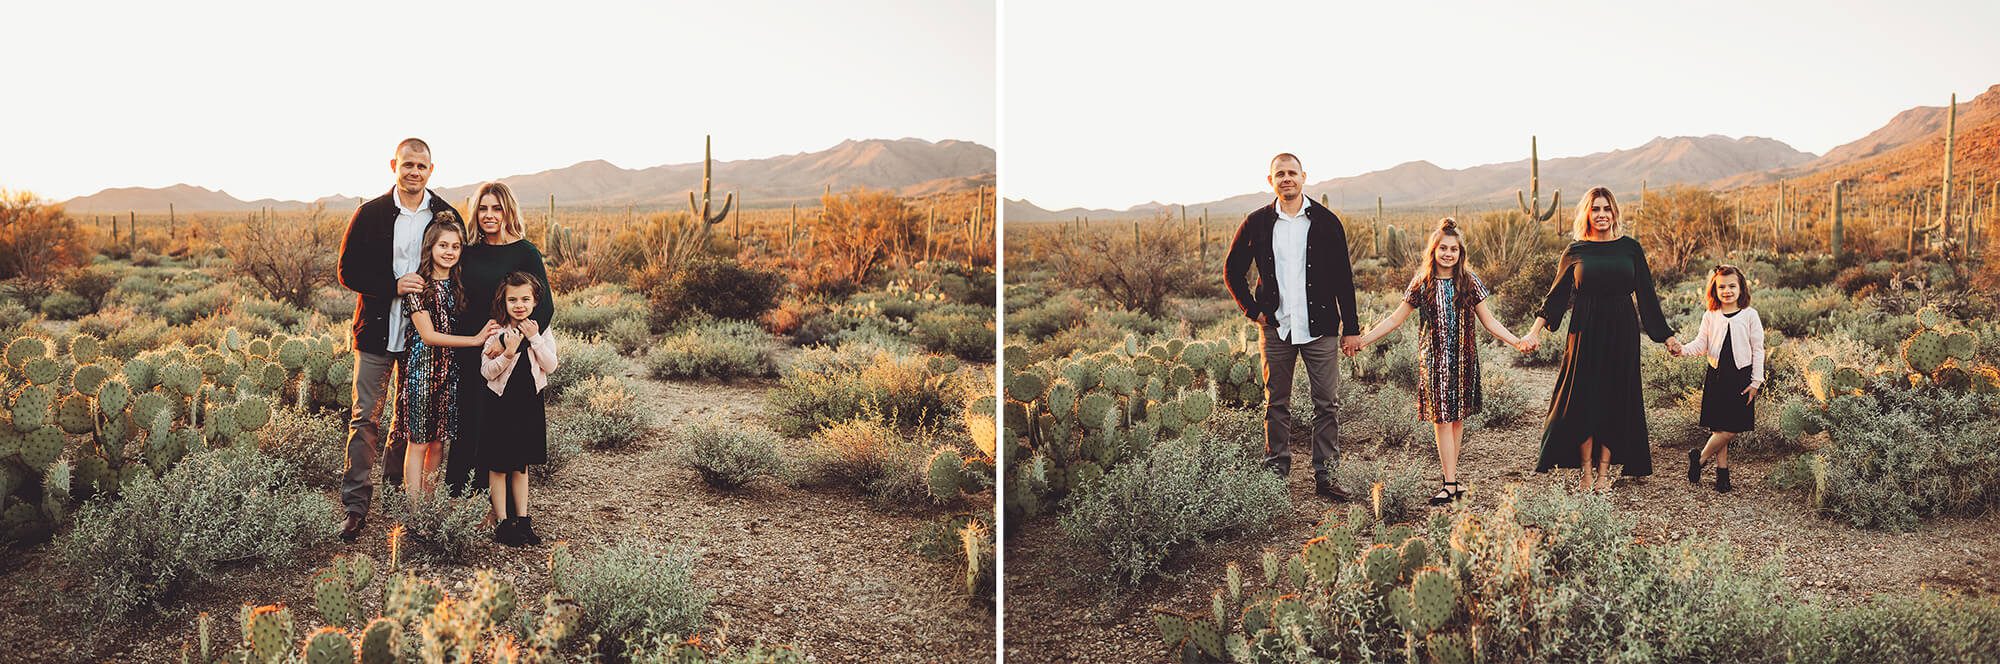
[222,203,344,308]
[234,296,308,333]
[1059,434,1288,584]
[1156,484,2000,663]
[1769,254,1841,289]
[551,540,711,645]
[0,190,91,283]
[546,335,621,401]
[645,319,779,381]
[676,417,785,490]
[555,283,649,340]
[536,410,588,481]
[1631,186,1745,285]
[643,258,784,331]
[1491,247,1560,323]
[557,375,647,450]
[160,282,238,326]
[1329,383,1426,450]
[809,188,924,285]
[1640,339,1710,406]
[1795,381,2000,530]
[254,405,345,485]
[1038,213,1204,317]
[910,512,996,601]
[0,301,32,334]
[1332,456,1435,525]
[380,479,488,563]
[76,306,169,358]
[38,290,90,320]
[910,303,996,361]
[1471,357,1538,430]
[795,416,932,502]
[604,315,650,355]
[767,343,965,437]
[1027,318,1127,365]
[1007,290,1091,342]
[57,447,336,616]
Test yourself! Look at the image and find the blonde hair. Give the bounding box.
[468,181,524,245]
[1571,186,1621,239]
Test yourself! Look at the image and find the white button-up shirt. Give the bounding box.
[1271,196,1316,344]
[386,189,433,353]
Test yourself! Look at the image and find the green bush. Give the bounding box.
[551,540,712,646]
[645,319,779,381]
[1156,484,2000,663]
[38,290,91,320]
[1058,434,1289,585]
[1472,364,1537,429]
[645,258,784,331]
[556,283,649,340]
[676,417,785,490]
[604,315,651,355]
[1640,339,1710,406]
[57,447,336,616]
[795,417,932,502]
[253,405,345,486]
[1798,381,2000,530]
[547,335,622,402]
[556,375,648,450]
[910,303,996,362]
[767,343,965,437]
[1332,456,1435,526]
[534,411,587,481]
[380,478,488,563]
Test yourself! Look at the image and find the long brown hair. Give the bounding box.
[468,181,524,245]
[489,271,544,327]
[1408,218,1485,333]
[1704,264,1752,311]
[415,219,465,313]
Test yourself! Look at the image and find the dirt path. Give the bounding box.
[0,355,994,662]
[1004,364,2000,663]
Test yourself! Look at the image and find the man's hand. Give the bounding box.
[396,272,425,295]
[1340,335,1362,356]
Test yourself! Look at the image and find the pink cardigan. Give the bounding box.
[1677,307,1765,387]
[481,326,559,396]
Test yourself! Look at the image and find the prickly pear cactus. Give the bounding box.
[302,626,354,664]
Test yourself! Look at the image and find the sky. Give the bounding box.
[1005,0,2000,211]
[0,0,995,202]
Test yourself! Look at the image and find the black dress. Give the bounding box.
[476,338,549,473]
[1533,237,1675,477]
[449,240,554,491]
[1698,313,1755,433]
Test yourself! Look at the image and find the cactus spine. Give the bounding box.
[1517,135,1562,235]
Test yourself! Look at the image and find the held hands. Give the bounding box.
[1340,335,1363,357]
[1664,337,1683,356]
[1513,330,1540,354]
[396,272,425,296]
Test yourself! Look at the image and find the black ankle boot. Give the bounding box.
[1714,468,1732,493]
[516,516,542,546]
[494,517,521,545]
[1687,448,1704,484]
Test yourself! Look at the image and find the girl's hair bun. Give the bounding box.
[1438,217,1457,231]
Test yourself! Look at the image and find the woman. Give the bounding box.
[1518,187,1678,492]
[449,181,556,508]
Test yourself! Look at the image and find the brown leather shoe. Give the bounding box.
[1315,480,1352,501]
[339,513,366,542]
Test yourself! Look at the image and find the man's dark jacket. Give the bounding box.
[1224,198,1361,339]
[338,189,462,355]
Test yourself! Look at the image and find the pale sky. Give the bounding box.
[1,0,995,202]
[1005,0,2000,211]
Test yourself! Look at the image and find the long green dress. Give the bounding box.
[1533,236,1674,477]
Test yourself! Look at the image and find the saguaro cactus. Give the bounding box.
[689,134,735,229]
[1516,136,1561,235]
[1830,180,1844,259]
[1942,93,1957,246]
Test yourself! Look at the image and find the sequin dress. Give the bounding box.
[392,278,461,449]
[1404,273,1488,423]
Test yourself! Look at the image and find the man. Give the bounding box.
[1224,153,1361,500]
[335,138,494,542]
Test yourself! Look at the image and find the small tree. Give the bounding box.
[0,190,90,284]
[813,189,922,285]
[1042,212,1202,317]
[223,203,343,309]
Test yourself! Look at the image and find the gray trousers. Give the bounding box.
[1260,323,1342,482]
[340,349,405,516]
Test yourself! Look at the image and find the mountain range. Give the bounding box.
[1007,85,2000,221]
[62,138,995,213]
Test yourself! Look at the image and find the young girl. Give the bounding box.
[1672,264,1764,493]
[1355,218,1525,504]
[397,218,498,502]
[478,271,557,546]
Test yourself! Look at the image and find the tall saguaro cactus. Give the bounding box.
[1517,136,1561,235]
[1942,93,1957,247]
[1830,181,1844,259]
[689,134,735,230]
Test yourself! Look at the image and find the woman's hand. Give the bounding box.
[1665,337,1683,355]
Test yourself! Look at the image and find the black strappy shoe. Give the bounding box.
[1429,481,1463,506]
